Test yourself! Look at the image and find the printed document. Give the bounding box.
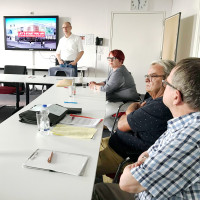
[60,114,102,128]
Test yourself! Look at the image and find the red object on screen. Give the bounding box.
[18,31,45,37]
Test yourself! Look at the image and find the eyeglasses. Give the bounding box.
[62,26,71,29]
[162,80,183,100]
[162,80,177,90]
[144,74,165,81]
[107,57,117,61]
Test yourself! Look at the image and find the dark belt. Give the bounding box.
[63,60,73,64]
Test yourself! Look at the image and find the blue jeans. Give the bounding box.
[60,63,78,77]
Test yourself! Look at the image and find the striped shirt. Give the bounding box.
[131,112,200,200]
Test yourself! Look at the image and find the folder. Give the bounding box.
[23,149,89,176]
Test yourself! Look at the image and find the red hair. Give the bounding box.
[109,49,125,64]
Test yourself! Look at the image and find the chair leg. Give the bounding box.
[111,103,125,136]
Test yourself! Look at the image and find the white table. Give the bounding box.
[0,84,106,200]
[0,74,105,107]
[0,66,89,77]
[28,65,88,77]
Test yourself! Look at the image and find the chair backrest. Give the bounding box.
[55,71,67,76]
[4,65,27,89]
[55,68,75,77]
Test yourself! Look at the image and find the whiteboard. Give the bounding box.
[110,12,165,93]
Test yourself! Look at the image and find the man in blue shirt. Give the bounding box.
[93,58,200,200]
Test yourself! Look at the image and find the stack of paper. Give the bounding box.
[52,124,97,139]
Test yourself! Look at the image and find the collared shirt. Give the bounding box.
[131,112,200,200]
[56,34,84,61]
[109,97,172,159]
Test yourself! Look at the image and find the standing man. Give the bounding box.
[49,22,84,77]
[92,57,200,200]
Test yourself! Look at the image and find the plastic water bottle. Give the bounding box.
[40,104,50,135]
[72,78,76,95]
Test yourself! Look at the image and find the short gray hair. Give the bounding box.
[151,60,176,78]
[172,57,200,110]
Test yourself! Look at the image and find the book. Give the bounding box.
[23,149,89,176]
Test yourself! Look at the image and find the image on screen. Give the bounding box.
[4,16,59,51]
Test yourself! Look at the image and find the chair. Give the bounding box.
[0,65,27,95]
[55,71,68,76]
[0,65,27,110]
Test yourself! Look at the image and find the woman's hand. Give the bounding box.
[89,81,96,90]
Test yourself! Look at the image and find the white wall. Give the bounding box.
[0,0,173,78]
[171,0,200,61]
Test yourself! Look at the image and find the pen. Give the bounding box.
[64,101,78,104]
[47,151,54,163]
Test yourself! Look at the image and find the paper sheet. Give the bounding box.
[23,149,88,176]
[60,115,102,127]
[52,124,97,139]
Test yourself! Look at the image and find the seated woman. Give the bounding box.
[89,49,139,131]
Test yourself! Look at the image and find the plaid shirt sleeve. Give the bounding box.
[131,124,200,199]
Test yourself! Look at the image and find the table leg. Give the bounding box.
[16,83,20,109]
[26,83,30,105]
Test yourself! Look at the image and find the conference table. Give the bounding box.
[0,74,105,108]
[0,82,106,200]
[0,66,88,77]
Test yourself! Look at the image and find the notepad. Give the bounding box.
[52,124,97,139]
[23,149,89,176]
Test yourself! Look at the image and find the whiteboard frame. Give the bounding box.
[161,12,181,62]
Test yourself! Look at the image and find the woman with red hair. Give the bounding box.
[89,49,139,131]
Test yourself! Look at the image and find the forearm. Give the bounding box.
[118,114,131,132]
[119,164,146,193]
[126,102,141,115]
[74,51,84,64]
[56,54,63,64]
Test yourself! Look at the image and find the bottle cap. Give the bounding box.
[43,104,47,108]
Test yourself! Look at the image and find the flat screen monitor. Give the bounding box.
[4,16,59,51]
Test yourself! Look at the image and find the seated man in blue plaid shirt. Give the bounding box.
[92,57,200,200]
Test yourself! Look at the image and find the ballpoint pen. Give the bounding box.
[47,151,54,163]
[64,101,78,104]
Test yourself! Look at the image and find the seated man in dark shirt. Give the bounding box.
[97,60,176,176]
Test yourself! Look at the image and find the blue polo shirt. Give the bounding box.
[109,97,173,159]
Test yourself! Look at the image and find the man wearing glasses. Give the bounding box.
[93,58,200,200]
[96,60,175,177]
[49,22,84,77]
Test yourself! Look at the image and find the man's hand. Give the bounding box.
[69,61,77,66]
[126,101,146,115]
[58,59,64,65]
[135,151,149,166]
[119,151,148,193]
